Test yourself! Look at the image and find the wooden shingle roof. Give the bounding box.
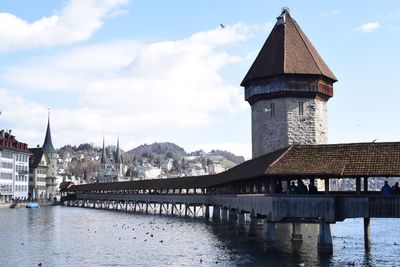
[68,142,400,193]
[241,9,337,88]
[267,142,400,177]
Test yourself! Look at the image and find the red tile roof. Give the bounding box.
[267,142,400,177]
[241,9,337,88]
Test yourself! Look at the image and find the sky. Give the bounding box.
[0,0,400,159]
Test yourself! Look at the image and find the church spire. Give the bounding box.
[100,135,106,164]
[115,136,122,164]
[42,109,56,154]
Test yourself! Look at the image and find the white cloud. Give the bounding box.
[0,0,128,52]
[0,23,259,151]
[356,22,381,33]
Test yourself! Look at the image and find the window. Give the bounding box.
[299,101,304,115]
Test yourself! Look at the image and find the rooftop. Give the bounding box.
[241,8,337,88]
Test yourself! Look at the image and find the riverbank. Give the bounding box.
[0,201,60,209]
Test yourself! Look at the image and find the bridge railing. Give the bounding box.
[67,193,400,223]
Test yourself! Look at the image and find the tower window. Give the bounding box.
[270,103,275,117]
[298,101,304,115]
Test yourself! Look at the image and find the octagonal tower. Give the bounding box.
[241,8,337,158]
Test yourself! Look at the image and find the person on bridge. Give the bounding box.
[289,181,297,194]
[308,182,318,194]
[391,182,400,195]
[381,181,392,196]
[275,181,283,194]
[297,180,308,194]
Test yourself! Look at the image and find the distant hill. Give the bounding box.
[124,142,245,165]
[209,149,245,164]
[125,142,187,158]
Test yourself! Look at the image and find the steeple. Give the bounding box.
[42,110,56,154]
[100,135,106,164]
[115,136,122,164]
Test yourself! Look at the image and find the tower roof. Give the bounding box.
[115,137,122,164]
[241,8,337,88]
[42,113,56,154]
[101,136,106,164]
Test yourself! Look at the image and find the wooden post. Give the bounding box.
[291,223,302,241]
[356,177,361,195]
[205,205,210,219]
[324,178,329,194]
[364,217,370,251]
[237,210,245,234]
[249,209,257,237]
[364,177,369,193]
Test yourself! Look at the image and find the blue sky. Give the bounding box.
[0,0,399,159]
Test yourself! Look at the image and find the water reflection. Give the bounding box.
[0,207,399,266]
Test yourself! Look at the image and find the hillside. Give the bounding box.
[125,142,187,158]
[209,149,245,164]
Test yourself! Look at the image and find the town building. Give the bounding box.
[97,137,129,183]
[29,114,59,200]
[0,129,31,201]
[134,163,162,180]
[208,162,225,174]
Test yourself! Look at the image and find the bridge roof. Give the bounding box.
[68,142,400,192]
[267,142,400,177]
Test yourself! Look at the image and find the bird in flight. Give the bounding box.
[220,24,225,29]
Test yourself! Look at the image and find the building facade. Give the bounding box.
[0,130,31,201]
[29,115,59,200]
[241,8,337,158]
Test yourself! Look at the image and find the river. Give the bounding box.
[0,206,399,266]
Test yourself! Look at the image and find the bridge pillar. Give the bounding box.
[185,204,189,217]
[205,205,210,220]
[212,205,220,221]
[291,223,302,241]
[318,223,333,254]
[228,209,237,229]
[249,210,257,237]
[221,208,228,222]
[264,222,276,242]
[364,217,370,251]
[237,211,245,233]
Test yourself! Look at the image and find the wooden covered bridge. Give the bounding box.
[62,142,400,253]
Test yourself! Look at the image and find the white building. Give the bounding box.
[0,129,31,202]
[135,163,162,179]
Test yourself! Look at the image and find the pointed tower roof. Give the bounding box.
[115,136,122,164]
[42,111,56,154]
[241,8,337,88]
[100,135,106,164]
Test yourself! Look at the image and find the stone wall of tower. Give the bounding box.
[251,98,328,158]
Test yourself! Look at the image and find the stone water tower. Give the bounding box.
[241,8,337,158]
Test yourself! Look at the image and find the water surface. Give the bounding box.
[0,206,399,266]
